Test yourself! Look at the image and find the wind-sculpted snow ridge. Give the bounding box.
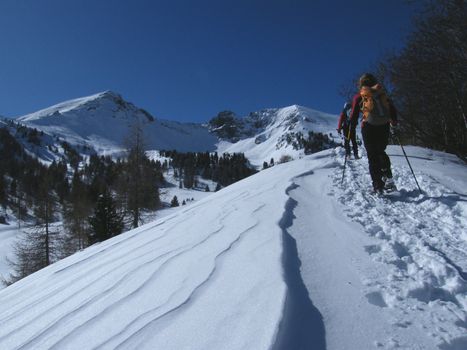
[0,164,301,350]
[332,146,467,349]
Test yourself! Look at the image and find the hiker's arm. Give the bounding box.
[349,94,361,129]
[337,111,345,130]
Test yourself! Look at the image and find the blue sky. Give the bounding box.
[0,0,418,122]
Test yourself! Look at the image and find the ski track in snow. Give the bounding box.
[334,148,467,349]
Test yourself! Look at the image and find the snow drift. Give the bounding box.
[0,146,466,350]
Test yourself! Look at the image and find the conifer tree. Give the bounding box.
[5,174,59,284]
[32,173,58,267]
[183,157,195,189]
[62,172,93,254]
[9,179,27,228]
[123,119,161,228]
[0,173,6,224]
[170,195,179,207]
[5,229,49,285]
[0,173,6,210]
[88,190,123,244]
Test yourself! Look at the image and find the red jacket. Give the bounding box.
[337,104,352,130]
[337,110,348,130]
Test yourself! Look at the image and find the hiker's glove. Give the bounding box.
[337,128,342,135]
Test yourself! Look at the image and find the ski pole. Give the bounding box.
[341,128,351,184]
[341,151,347,184]
[394,132,423,193]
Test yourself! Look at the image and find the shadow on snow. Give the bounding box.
[272,184,326,350]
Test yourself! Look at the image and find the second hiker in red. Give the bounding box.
[337,101,359,160]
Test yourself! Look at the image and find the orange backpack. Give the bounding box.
[360,84,391,125]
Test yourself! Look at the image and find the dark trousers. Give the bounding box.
[342,125,358,157]
[361,122,392,189]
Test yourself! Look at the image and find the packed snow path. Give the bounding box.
[0,146,465,350]
[288,148,466,349]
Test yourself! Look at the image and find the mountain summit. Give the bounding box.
[17,91,149,123]
[213,105,337,166]
[13,92,338,165]
[17,91,218,155]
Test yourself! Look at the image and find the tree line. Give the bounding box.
[280,131,337,154]
[160,150,257,190]
[0,124,162,284]
[1,123,259,285]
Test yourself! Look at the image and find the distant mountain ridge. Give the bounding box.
[7,91,338,166]
[213,105,338,166]
[16,91,218,156]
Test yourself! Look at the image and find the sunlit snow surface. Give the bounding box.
[0,146,466,350]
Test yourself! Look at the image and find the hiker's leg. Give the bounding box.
[343,126,351,156]
[362,123,384,190]
[378,124,392,178]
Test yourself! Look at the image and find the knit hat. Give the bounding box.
[359,73,378,88]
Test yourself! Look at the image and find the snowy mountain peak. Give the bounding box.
[96,90,121,99]
[14,92,217,156]
[11,91,339,165]
[214,104,338,166]
[17,90,155,124]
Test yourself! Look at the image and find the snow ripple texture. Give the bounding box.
[0,145,465,350]
[0,171,291,350]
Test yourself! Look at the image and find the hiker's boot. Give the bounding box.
[373,180,385,195]
[384,177,397,192]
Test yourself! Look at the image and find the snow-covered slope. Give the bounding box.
[13,93,338,164]
[16,91,218,155]
[1,146,466,350]
[217,105,337,167]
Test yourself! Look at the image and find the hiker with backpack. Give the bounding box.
[349,73,398,194]
[337,101,359,159]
